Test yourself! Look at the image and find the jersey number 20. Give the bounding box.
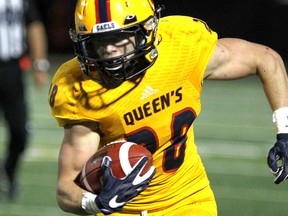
[126,108,196,173]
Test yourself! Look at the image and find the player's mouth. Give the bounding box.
[105,59,123,71]
[105,65,122,70]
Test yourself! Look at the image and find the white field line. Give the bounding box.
[20,141,268,162]
[24,141,268,160]
[23,147,59,161]
[213,186,288,203]
[198,142,270,159]
[197,141,272,177]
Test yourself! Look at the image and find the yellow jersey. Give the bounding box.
[49,16,218,215]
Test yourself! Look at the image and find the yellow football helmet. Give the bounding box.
[70,0,163,86]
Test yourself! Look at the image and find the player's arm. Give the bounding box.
[27,20,50,88]
[56,121,155,215]
[205,38,288,110]
[56,122,100,215]
[26,0,50,88]
[204,38,288,184]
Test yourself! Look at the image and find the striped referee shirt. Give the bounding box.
[0,0,40,61]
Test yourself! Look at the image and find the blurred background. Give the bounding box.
[1,0,288,215]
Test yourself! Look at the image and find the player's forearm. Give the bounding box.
[27,21,50,74]
[27,21,48,60]
[56,181,87,215]
[256,48,288,111]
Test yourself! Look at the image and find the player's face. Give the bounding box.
[95,35,136,60]
[86,33,136,71]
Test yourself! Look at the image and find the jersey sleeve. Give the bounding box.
[156,16,218,93]
[189,17,218,88]
[48,58,85,127]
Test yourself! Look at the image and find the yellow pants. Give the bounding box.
[96,186,217,216]
[97,200,216,216]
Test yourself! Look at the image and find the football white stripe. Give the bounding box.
[81,164,94,192]
[119,142,135,175]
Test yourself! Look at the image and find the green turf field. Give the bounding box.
[0,55,287,215]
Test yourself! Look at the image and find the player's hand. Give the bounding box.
[267,134,288,184]
[95,156,156,215]
[34,70,49,88]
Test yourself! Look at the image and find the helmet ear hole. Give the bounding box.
[69,26,78,43]
[69,23,83,57]
[124,15,137,25]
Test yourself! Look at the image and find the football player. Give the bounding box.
[48,0,288,215]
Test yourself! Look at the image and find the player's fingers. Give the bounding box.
[140,166,156,181]
[274,167,285,184]
[132,166,155,187]
[101,156,117,182]
[267,148,280,173]
[101,156,112,169]
[131,156,148,173]
[274,163,288,184]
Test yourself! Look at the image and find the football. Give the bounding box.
[76,140,153,194]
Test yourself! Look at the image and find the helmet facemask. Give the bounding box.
[70,15,159,86]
